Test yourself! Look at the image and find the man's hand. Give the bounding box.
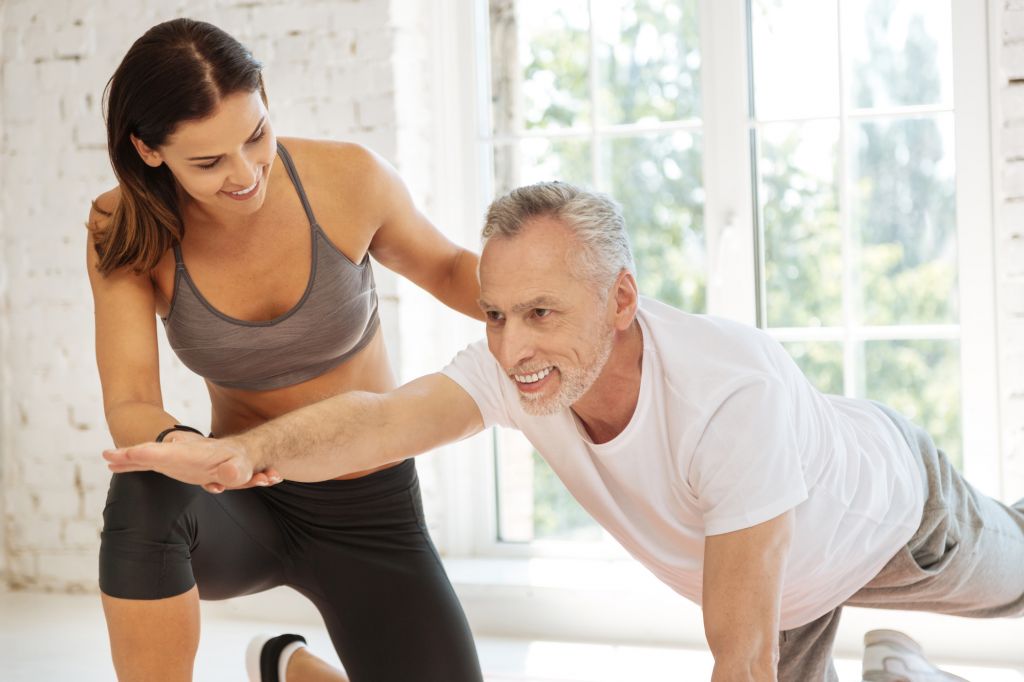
[103,438,281,493]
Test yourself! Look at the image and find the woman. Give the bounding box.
[88,18,483,682]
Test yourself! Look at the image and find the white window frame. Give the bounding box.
[422,0,1000,645]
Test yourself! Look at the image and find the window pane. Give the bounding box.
[492,138,593,198]
[759,121,842,328]
[749,0,839,119]
[490,0,590,134]
[598,132,705,311]
[781,341,844,395]
[593,0,701,126]
[852,115,958,326]
[495,429,602,543]
[863,339,962,468]
[843,0,953,110]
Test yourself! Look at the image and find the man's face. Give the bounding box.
[479,216,616,416]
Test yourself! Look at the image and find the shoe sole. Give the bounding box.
[863,674,912,682]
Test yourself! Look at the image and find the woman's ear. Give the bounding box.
[130,134,164,168]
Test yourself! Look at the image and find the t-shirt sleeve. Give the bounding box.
[440,340,516,429]
[688,376,808,536]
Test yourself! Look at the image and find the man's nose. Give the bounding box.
[495,320,535,370]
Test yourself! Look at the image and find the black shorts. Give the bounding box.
[99,458,482,682]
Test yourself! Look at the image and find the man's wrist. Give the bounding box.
[710,645,778,682]
[232,430,269,472]
[711,657,778,682]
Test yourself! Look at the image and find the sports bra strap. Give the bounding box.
[276,142,319,228]
[172,242,185,269]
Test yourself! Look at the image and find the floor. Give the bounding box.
[2,590,1023,681]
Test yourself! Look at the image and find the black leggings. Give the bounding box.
[99,459,483,682]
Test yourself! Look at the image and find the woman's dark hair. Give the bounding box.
[91,18,266,275]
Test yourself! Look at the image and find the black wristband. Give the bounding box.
[155,424,204,442]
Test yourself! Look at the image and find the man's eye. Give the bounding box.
[534,309,551,318]
[486,311,504,322]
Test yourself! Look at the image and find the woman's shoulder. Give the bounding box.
[85,185,174,278]
[87,185,122,234]
[277,136,386,184]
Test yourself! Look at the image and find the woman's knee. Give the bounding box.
[99,471,202,600]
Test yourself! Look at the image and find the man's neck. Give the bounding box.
[572,319,644,445]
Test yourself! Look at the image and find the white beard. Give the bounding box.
[518,322,615,417]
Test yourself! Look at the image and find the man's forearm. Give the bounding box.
[709,632,779,682]
[702,511,793,682]
[234,389,392,481]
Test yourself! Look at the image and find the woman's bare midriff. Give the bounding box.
[205,327,400,480]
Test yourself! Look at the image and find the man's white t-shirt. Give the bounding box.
[441,296,925,630]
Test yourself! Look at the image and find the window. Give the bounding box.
[751,0,962,466]
[462,0,997,553]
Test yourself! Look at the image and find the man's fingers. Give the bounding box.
[103,443,162,465]
[102,447,131,464]
[228,472,276,489]
[107,463,151,474]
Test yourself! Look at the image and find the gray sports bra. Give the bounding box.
[161,143,380,391]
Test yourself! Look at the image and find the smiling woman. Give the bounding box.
[86,17,485,682]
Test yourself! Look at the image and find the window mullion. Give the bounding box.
[836,0,862,399]
[953,0,1002,497]
[589,0,600,188]
[701,0,757,324]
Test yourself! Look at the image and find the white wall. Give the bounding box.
[999,0,1024,500]
[0,0,8,582]
[0,0,414,591]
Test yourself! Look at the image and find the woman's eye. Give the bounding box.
[197,159,220,170]
[249,128,266,143]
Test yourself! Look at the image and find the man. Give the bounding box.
[106,182,1024,681]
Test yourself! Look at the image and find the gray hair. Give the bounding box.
[482,181,636,288]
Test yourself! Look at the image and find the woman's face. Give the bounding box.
[134,89,277,218]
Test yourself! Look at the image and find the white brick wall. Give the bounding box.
[0,0,8,581]
[0,0,412,591]
[1001,1,1024,499]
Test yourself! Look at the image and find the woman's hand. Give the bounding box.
[103,437,282,493]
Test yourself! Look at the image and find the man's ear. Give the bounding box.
[610,269,639,331]
[130,134,164,168]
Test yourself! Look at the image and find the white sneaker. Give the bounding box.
[862,629,970,681]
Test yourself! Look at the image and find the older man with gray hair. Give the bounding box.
[106,182,1024,682]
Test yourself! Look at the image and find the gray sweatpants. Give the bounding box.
[777,403,1024,682]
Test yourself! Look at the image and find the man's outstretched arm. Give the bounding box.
[103,373,485,489]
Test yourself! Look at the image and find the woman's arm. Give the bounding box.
[357,148,485,321]
[86,192,190,447]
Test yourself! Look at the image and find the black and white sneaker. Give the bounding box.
[246,633,308,682]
